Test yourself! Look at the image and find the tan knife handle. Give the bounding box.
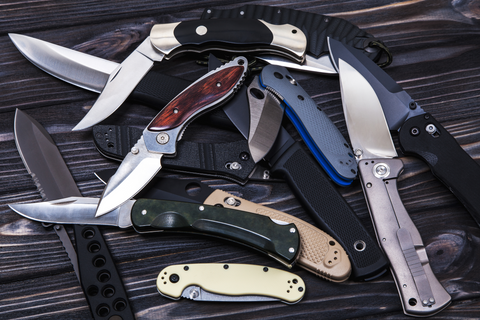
[157,263,305,303]
[204,189,351,282]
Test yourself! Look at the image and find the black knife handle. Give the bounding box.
[130,199,300,266]
[73,225,134,320]
[152,19,305,63]
[201,4,392,66]
[399,113,480,226]
[93,125,255,184]
[269,141,388,280]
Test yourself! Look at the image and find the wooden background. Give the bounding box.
[1,0,480,319]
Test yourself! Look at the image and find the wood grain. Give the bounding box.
[1,0,480,319]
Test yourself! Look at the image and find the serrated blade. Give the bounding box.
[337,58,397,160]
[247,77,284,163]
[9,33,117,93]
[13,109,80,279]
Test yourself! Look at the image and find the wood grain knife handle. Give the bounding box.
[399,113,480,227]
[151,19,306,63]
[203,189,351,282]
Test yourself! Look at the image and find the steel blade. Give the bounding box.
[9,33,117,93]
[328,38,424,131]
[73,38,159,131]
[179,285,279,303]
[256,54,337,75]
[337,58,397,160]
[9,197,133,228]
[247,77,284,163]
[96,136,162,216]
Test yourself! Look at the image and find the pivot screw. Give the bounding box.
[410,127,420,136]
[289,247,295,253]
[225,197,236,206]
[156,132,169,145]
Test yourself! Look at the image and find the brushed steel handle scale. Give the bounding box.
[358,159,451,316]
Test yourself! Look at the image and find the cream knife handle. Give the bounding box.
[157,263,305,303]
[358,158,451,317]
[204,189,351,282]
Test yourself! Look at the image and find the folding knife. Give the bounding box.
[329,38,451,316]
[95,171,352,282]
[96,57,247,216]
[64,18,305,130]
[9,35,389,280]
[157,263,305,304]
[328,36,480,228]
[9,196,300,267]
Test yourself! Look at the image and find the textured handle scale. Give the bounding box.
[157,263,305,303]
[130,199,300,266]
[358,158,451,316]
[203,189,351,282]
[148,62,246,131]
[270,141,388,280]
[201,4,387,63]
[399,113,480,227]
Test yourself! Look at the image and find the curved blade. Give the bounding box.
[9,197,133,228]
[73,38,158,131]
[337,58,397,160]
[328,38,424,130]
[247,77,284,163]
[9,33,117,93]
[96,136,162,217]
[256,54,337,75]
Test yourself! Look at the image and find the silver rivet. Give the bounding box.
[230,162,241,170]
[156,132,169,145]
[225,197,236,206]
[207,9,211,13]
[141,210,147,215]
[216,82,221,87]
[131,146,139,154]
[429,297,435,303]
[382,238,386,242]
[423,299,428,305]
[366,182,372,188]
[199,206,205,211]
[403,284,407,288]
[173,108,179,114]
[190,288,199,299]
[196,25,207,36]
[290,228,296,233]
[289,247,295,253]
[240,10,244,15]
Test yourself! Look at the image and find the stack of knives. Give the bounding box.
[6,4,480,319]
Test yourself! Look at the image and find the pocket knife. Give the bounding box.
[157,263,305,304]
[96,56,247,217]
[329,37,451,316]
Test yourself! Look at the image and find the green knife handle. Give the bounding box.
[150,19,306,63]
[399,113,480,227]
[130,199,300,267]
[147,59,246,132]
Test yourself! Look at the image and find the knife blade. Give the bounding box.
[157,263,305,304]
[13,109,134,320]
[328,36,480,227]
[11,35,388,280]
[96,56,247,217]
[9,196,300,267]
[95,171,352,282]
[330,37,451,316]
[68,19,305,130]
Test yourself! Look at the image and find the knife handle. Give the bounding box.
[151,19,306,63]
[260,65,357,185]
[203,189,351,282]
[157,263,305,304]
[147,58,247,132]
[130,199,300,267]
[201,4,391,65]
[73,225,134,320]
[269,141,388,280]
[358,158,451,316]
[399,113,480,227]
[92,125,256,184]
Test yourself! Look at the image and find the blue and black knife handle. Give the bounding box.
[399,113,480,227]
[73,225,134,320]
[130,199,300,266]
[201,4,392,67]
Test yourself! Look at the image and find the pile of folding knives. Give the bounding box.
[7,4,480,319]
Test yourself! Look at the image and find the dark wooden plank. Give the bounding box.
[1,0,480,319]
